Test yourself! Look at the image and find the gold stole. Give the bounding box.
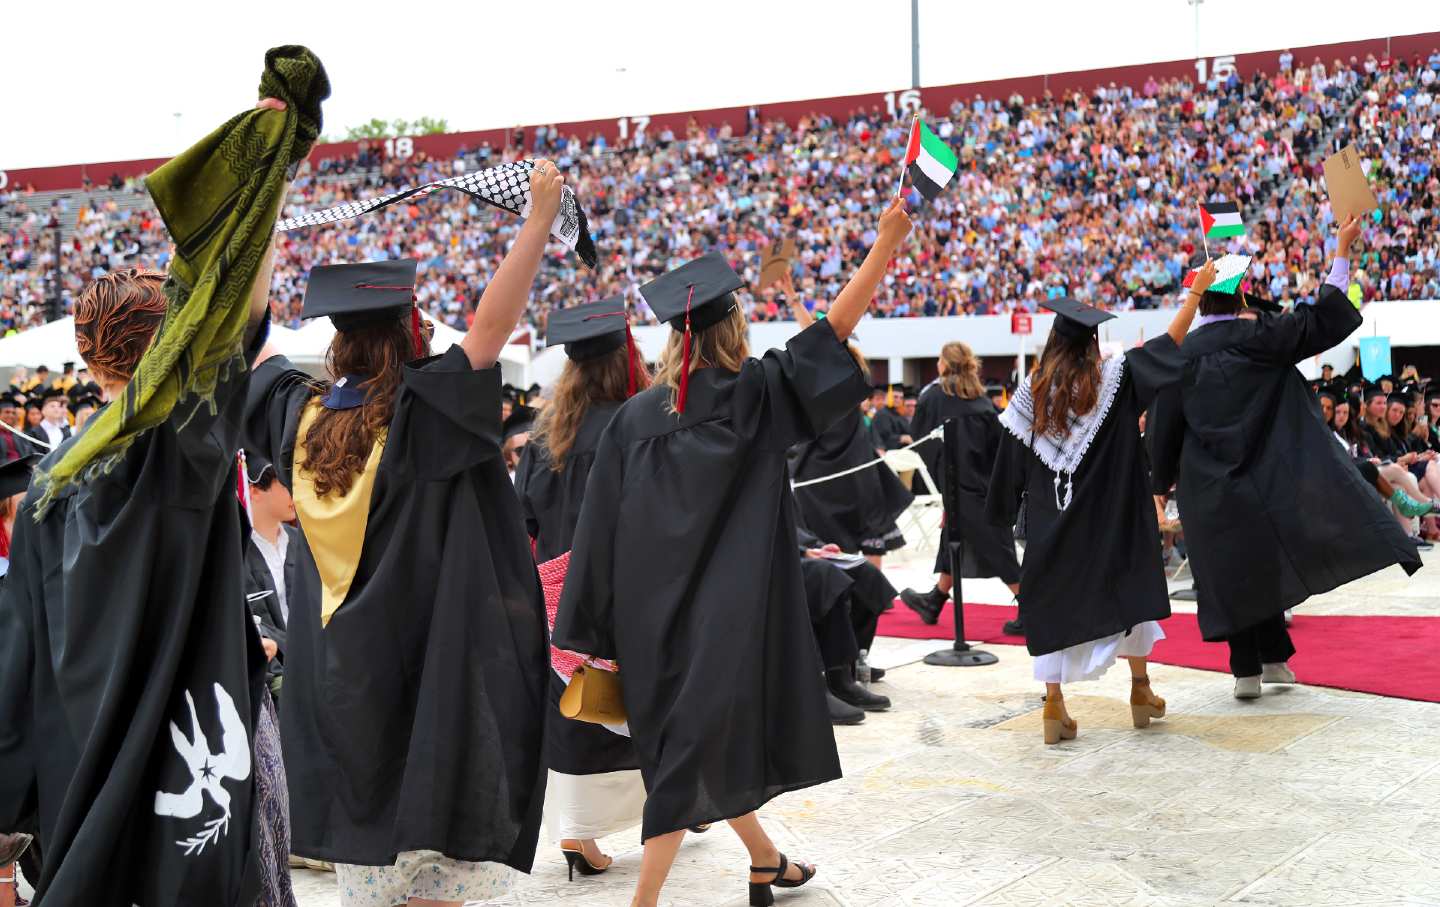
[291,400,387,627]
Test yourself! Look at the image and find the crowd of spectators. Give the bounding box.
[3,47,1439,343]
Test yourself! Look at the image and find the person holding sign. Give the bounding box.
[1146,216,1423,699]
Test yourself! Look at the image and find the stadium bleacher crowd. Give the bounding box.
[3,46,1439,343]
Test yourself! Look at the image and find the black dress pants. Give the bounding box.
[1226,613,1295,677]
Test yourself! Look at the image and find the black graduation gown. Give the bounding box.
[246,346,549,869]
[871,407,911,450]
[0,331,271,906]
[986,337,1184,657]
[791,408,913,554]
[513,402,639,777]
[1147,287,1422,641]
[554,319,866,840]
[912,387,1021,581]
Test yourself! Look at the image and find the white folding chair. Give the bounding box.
[885,448,944,554]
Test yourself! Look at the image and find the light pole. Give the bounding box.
[910,0,920,89]
[1188,0,1204,61]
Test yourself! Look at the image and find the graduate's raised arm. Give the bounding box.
[1167,257,1214,346]
[824,196,912,340]
[1249,215,1366,364]
[461,159,566,370]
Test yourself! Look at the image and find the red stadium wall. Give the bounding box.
[5,30,1437,193]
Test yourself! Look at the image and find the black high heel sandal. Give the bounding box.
[560,844,610,881]
[688,823,712,833]
[748,852,816,905]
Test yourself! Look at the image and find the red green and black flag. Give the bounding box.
[902,117,958,200]
[1199,200,1245,239]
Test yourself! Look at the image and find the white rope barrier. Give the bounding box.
[0,419,53,451]
[790,426,942,489]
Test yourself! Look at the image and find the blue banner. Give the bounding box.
[1358,336,1391,382]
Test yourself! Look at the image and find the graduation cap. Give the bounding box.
[546,297,641,396]
[502,405,535,442]
[0,454,38,499]
[241,447,277,486]
[1040,296,1115,342]
[639,252,746,413]
[0,392,21,410]
[1243,292,1284,315]
[302,260,428,357]
[37,386,67,406]
[68,393,100,417]
[502,383,542,408]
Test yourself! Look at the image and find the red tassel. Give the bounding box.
[677,285,695,414]
[410,305,424,358]
[624,323,638,398]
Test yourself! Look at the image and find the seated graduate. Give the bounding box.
[0,51,325,904]
[901,340,1023,631]
[988,282,1206,746]
[784,275,913,568]
[245,162,566,907]
[1146,217,1423,699]
[555,197,912,907]
[795,514,897,719]
[514,296,650,880]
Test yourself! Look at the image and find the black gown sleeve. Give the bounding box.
[552,427,623,660]
[1146,385,1185,494]
[986,430,1027,528]
[910,390,940,441]
[1243,284,1362,366]
[389,346,503,480]
[755,319,868,447]
[0,514,39,829]
[512,442,542,542]
[246,353,316,489]
[1123,334,1187,410]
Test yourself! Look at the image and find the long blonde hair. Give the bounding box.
[532,344,651,471]
[938,341,984,399]
[653,305,750,414]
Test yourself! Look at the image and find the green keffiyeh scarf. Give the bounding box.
[33,45,329,516]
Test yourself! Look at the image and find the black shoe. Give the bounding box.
[899,587,946,624]
[826,667,891,711]
[868,666,886,682]
[1002,617,1025,637]
[0,832,32,865]
[827,690,865,725]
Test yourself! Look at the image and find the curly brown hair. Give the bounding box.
[73,268,169,385]
[1030,331,1101,439]
[532,345,650,472]
[299,316,422,498]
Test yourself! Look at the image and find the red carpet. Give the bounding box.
[879,601,1440,703]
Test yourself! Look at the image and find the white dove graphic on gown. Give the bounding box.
[154,683,251,853]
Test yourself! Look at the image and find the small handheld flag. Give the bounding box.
[1183,253,1252,295]
[1199,201,1245,239]
[901,117,958,200]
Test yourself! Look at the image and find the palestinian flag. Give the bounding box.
[1199,200,1245,239]
[1183,253,1252,295]
[902,118,957,200]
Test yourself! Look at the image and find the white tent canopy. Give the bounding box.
[0,318,531,386]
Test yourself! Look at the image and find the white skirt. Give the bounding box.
[543,768,647,842]
[1032,621,1165,684]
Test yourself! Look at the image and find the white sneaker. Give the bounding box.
[1234,675,1262,699]
[1261,662,1296,684]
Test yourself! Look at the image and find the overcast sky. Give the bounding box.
[4,0,1438,170]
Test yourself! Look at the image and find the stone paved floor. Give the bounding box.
[285,548,1439,907]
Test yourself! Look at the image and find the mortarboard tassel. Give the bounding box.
[410,305,425,358]
[677,285,695,414]
[624,323,638,398]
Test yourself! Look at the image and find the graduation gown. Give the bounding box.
[554,319,866,840]
[912,387,1021,581]
[791,407,913,554]
[871,406,911,450]
[987,337,1184,657]
[514,402,639,777]
[0,330,271,906]
[246,346,549,869]
[1147,287,1422,641]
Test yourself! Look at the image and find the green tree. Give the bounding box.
[338,116,450,141]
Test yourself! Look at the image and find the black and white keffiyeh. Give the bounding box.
[276,160,597,268]
[999,355,1125,510]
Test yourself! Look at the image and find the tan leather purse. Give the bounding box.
[558,664,626,725]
